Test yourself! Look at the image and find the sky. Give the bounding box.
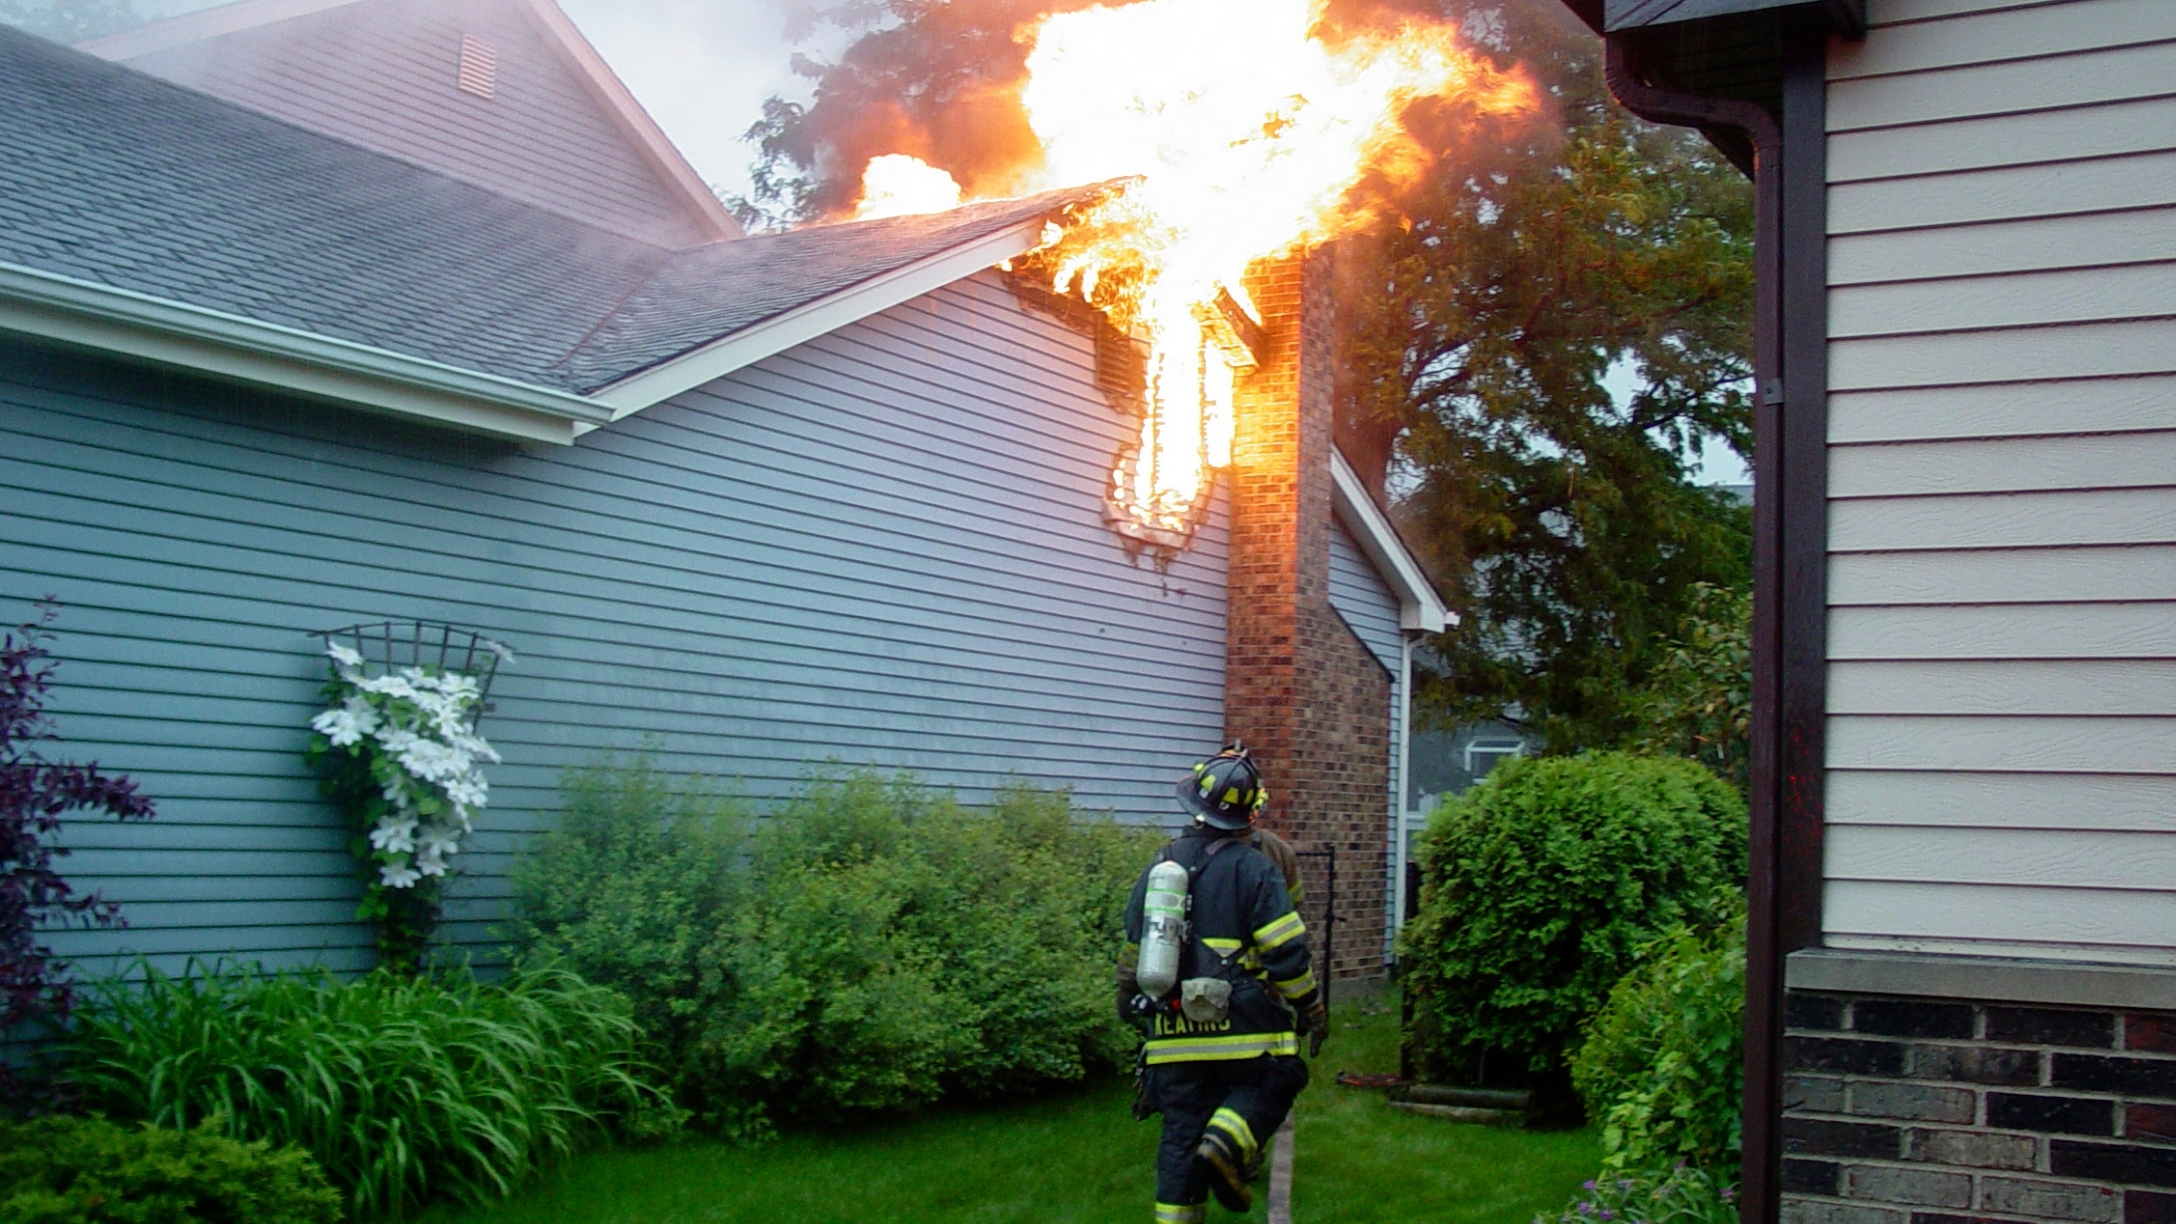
[553,0,840,204]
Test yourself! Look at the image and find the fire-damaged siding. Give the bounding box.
[0,268,1228,976]
[1821,0,2176,966]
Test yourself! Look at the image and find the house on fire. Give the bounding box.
[0,0,1443,984]
[1567,3,2176,1224]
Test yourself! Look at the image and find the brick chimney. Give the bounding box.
[1227,248,1392,986]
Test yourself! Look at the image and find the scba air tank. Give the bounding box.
[1137,859,1190,998]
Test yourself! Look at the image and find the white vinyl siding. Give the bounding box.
[1822,0,2176,967]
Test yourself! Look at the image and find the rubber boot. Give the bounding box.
[1195,1131,1253,1213]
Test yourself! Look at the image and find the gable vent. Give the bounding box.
[457,34,496,98]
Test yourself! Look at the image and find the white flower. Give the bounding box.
[310,704,375,748]
[355,673,417,701]
[379,862,422,889]
[369,817,418,855]
[326,641,365,668]
[444,776,488,810]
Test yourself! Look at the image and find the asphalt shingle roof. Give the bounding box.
[0,25,1082,396]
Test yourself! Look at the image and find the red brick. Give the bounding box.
[1225,249,1390,983]
[2127,1016,2176,1056]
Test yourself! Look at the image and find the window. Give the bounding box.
[1463,738,1524,778]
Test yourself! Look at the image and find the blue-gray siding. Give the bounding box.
[1327,516,1406,963]
[2,270,1227,976]
[1328,519,1401,671]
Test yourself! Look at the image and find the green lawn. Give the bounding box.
[418,991,1597,1224]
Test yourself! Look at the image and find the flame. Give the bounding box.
[856,153,965,219]
[856,0,1534,541]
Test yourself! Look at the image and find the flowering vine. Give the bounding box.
[304,640,503,972]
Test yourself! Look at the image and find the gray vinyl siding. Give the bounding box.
[1821,0,2176,966]
[1328,519,1401,673]
[1328,517,1405,962]
[0,269,1227,978]
[121,0,710,246]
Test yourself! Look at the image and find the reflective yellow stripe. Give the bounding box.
[1254,910,1306,952]
[1156,1203,1206,1224]
[1202,937,1243,955]
[1273,965,1317,1000]
[1120,941,1139,969]
[1210,1107,1259,1162]
[1143,1031,1301,1064]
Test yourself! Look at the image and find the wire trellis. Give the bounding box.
[311,620,512,727]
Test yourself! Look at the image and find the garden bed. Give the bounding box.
[416,990,1597,1224]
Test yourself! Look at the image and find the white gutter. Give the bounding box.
[1329,447,1452,632]
[590,218,1051,420]
[0,261,611,446]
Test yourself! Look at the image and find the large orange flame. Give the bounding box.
[856,0,1535,541]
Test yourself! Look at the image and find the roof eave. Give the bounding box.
[587,215,1051,421]
[1330,448,1452,634]
[0,261,610,446]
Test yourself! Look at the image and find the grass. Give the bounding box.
[417,988,1598,1224]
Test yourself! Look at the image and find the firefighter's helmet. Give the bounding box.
[1177,744,1267,831]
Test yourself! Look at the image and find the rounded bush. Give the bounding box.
[0,1114,341,1224]
[1573,911,1746,1178]
[1396,751,1745,1080]
[516,765,1157,1128]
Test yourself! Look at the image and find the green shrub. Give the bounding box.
[67,963,672,1219]
[515,765,1157,1126]
[1537,1165,1739,1224]
[0,1114,341,1224]
[509,756,740,1086]
[1397,752,1745,1080]
[1572,907,1745,1179]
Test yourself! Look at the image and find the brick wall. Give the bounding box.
[1781,989,2176,1224]
[1225,248,1392,984]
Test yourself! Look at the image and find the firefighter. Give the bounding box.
[1118,745,1329,1221]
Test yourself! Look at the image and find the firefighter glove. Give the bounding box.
[1303,1000,1329,1057]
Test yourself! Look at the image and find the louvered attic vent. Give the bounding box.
[457,34,496,98]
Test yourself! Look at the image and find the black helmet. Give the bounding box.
[1177,744,1267,831]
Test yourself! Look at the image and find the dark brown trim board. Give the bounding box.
[1603,18,1832,1224]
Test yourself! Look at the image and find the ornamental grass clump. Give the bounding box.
[1398,751,1745,1084]
[67,962,673,1219]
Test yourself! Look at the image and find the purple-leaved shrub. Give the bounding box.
[1,601,154,1108]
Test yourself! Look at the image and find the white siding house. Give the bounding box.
[1822,0,2176,969]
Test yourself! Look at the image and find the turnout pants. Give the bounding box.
[1150,1053,1310,1221]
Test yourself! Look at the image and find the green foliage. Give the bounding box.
[1572,908,1746,1180]
[1538,1165,1740,1224]
[1338,2,1755,755]
[67,963,673,1219]
[0,1113,341,1224]
[1627,584,1752,792]
[1397,752,1745,1079]
[508,757,740,1092]
[513,764,1156,1127]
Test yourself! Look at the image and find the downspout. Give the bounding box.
[1605,36,1791,1224]
[1393,631,1415,937]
